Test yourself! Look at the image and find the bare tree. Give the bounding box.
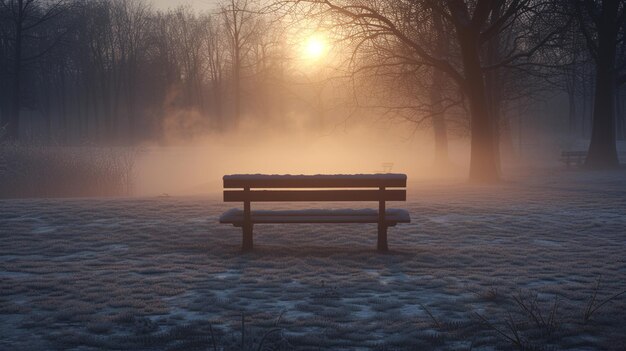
[203,13,227,129]
[573,0,626,168]
[0,0,66,140]
[221,0,260,126]
[111,0,151,141]
[430,7,452,167]
[279,0,566,182]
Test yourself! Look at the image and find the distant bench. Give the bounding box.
[219,174,411,252]
[561,151,587,168]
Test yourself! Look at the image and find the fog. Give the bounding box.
[135,116,468,196]
[3,1,626,349]
[1,0,624,199]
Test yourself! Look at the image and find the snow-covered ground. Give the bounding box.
[1,169,625,350]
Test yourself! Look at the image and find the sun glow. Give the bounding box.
[302,35,328,60]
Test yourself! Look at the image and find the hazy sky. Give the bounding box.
[150,0,217,10]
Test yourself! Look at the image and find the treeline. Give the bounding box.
[1,0,626,180]
[285,0,626,178]
[0,0,297,143]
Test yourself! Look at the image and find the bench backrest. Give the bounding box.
[223,174,407,202]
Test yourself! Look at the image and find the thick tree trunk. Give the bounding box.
[7,8,24,141]
[485,2,509,168]
[448,0,500,182]
[430,75,449,167]
[43,78,52,143]
[458,32,500,182]
[618,86,625,140]
[581,67,590,138]
[585,0,619,169]
[586,62,619,168]
[59,63,68,143]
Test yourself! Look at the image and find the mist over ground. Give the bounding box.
[135,121,455,196]
[133,92,578,196]
[2,0,625,199]
[3,169,626,350]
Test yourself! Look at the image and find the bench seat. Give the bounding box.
[220,173,409,251]
[220,208,411,225]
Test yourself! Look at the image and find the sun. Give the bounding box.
[302,35,328,60]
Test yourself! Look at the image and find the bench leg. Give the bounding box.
[242,224,253,251]
[377,223,388,252]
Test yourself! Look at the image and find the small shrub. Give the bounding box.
[583,279,626,324]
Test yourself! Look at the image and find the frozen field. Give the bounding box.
[1,169,626,350]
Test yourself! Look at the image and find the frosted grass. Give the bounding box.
[1,169,625,350]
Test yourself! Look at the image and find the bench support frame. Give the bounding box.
[222,174,408,252]
[242,187,253,251]
[377,187,388,251]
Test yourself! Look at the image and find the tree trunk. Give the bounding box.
[430,75,449,167]
[7,5,24,141]
[581,66,590,138]
[485,2,508,168]
[431,8,450,168]
[233,45,241,126]
[60,63,68,143]
[617,90,626,139]
[448,0,500,182]
[585,0,619,169]
[458,31,500,182]
[616,85,624,140]
[43,77,52,143]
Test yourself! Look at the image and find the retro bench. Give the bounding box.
[560,151,587,168]
[219,174,410,251]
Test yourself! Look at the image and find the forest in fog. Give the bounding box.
[4,3,626,350]
[0,0,625,196]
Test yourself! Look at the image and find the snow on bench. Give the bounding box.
[219,174,411,251]
[222,173,408,188]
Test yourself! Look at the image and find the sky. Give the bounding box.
[150,0,217,11]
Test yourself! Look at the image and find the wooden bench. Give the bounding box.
[219,174,411,252]
[560,151,587,168]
